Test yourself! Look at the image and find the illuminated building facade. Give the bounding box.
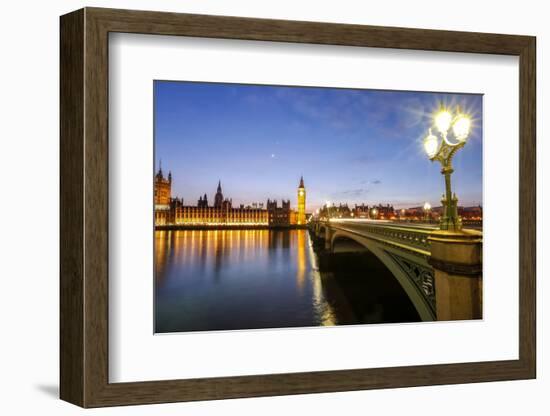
[399,205,482,221]
[154,166,172,225]
[173,199,268,226]
[459,205,483,220]
[320,203,395,220]
[320,203,352,219]
[368,204,396,219]
[267,199,291,226]
[353,203,370,218]
[154,168,307,227]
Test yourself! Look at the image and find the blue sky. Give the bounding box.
[154,81,482,211]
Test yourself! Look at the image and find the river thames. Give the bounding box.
[155,229,420,333]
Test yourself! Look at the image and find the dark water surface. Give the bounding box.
[155,229,420,333]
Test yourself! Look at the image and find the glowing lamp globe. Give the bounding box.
[435,110,452,134]
[423,129,439,158]
[452,114,471,142]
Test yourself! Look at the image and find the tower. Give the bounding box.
[297,176,306,225]
[154,162,171,207]
[214,180,224,208]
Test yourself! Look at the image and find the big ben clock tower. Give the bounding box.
[297,176,306,225]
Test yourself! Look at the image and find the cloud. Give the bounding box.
[331,188,369,198]
[358,179,382,185]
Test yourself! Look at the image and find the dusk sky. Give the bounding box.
[154,81,482,211]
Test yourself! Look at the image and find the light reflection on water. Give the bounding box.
[155,229,337,333]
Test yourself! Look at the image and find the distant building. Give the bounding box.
[320,202,395,219]
[353,203,370,218]
[154,166,172,225]
[170,181,266,226]
[320,203,352,219]
[197,193,208,208]
[267,199,291,226]
[154,168,307,227]
[369,203,395,219]
[399,206,424,220]
[459,205,483,220]
[399,205,482,221]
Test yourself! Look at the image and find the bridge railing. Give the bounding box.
[360,223,432,252]
[321,220,434,256]
[394,219,482,229]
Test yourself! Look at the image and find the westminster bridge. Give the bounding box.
[309,219,483,321]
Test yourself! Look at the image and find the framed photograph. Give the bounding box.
[60,7,536,407]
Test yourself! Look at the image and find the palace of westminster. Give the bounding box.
[154,166,307,227]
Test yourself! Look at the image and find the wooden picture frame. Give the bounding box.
[60,7,536,408]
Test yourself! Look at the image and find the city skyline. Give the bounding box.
[154,168,481,214]
[154,81,483,210]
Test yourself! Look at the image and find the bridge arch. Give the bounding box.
[330,231,435,321]
[332,235,369,253]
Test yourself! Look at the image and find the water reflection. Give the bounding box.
[155,229,419,333]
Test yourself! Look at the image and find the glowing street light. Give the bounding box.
[423,201,432,221]
[324,201,332,220]
[371,207,379,219]
[423,104,471,231]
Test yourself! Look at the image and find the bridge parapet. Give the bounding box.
[326,220,434,257]
[350,223,431,253]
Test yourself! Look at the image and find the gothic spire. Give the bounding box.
[299,175,304,188]
[156,159,164,179]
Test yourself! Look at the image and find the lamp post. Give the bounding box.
[423,105,471,231]
[423,202,432,222]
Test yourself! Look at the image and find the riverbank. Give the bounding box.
[155,224,309,231]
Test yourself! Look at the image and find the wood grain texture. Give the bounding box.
[59,8,84,407]
[59,7,537,408]
[518,37,536,376]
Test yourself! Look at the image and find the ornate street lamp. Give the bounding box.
[423,104,471,231]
